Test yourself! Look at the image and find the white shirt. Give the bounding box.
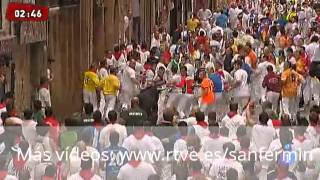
[150,37,160,49]
[68,172,102,180]
[306,126,320,148]
[173,138,188,159]
[99,123,127,148]
[148,135,164,155]
[209,158,244,180]
[234,69,250,97]
[292,136,314,152]
[200,135,230,169]
[306,42,320,62]
[121,66,137,93]
[252,124,275,152]
[122,134,156,163]
[22,120,37,146]
[98,67,108,79]
[221,114,246,139]
[117,161,156,180]
[38,87,51,108]
[69,146,100,175]
[193,124,210,138]
[140,50,150,65]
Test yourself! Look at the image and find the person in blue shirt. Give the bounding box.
[216,10,229,29]
[102,131,128,180]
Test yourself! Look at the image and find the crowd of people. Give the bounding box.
[1,0,320,180]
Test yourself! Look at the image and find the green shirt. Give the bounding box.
[34,110,44,123]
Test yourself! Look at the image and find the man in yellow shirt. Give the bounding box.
[83,64,100,111]
[187,13,200,32]
[99,67,120,119]
[281,62,303,119]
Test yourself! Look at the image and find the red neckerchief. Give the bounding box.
[93,122,103,131]
[276,168,289,180]
[215,70,225,78]
[79,169,94,180]
[0,170,8,180]
[113,51,122,60]
[133,129,145,140]
[13,155,27,171]
[197,121,208,128]
[190,171,205,178]
[227,111,237,118]
[0,103,5,109]
[128,160,141,168]
[295,135,306,143]
[272,119,282,128]
[209,133,220,139]
[42,176,55,180]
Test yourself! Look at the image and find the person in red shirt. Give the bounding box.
[262,65,281,112]
[43,107,60,145]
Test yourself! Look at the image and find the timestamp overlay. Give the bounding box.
[5,2,49,21]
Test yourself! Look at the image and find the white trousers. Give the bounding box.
[311,77,320,106]
[266,91,280,112]
[157,91,166,124]
[99,94,117,119]
[233,96,250,114]
[282,97,298,119]
[83,89,97,111]
[213,92,228,121]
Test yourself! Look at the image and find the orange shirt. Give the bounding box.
[279,35,292,49]
[248,50,257,69]
[281,69,302,98]
[201,77,215,104]
[296,58,307,76]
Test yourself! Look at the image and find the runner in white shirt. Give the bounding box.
[99,111,127,148]
[38,77,51,108]
[200,124,230,170]
[209,142,245,180]
[221,103,246,139]
[122,127,156,163]
[232,60,250,112]
[68,158,102,180]
[192,111,210,138]
[251,112,276,152]
[120,59,140,108]
[117,158,156,180]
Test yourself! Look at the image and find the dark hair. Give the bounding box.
[44,164,56,177]
[259,112,269,125]
[81,158,93,170]
[279,128,293,149]
[286,47,293,54]
[81,129,93,145]
[229,103,238,112]
[226,168,238,180]
[84,103,93,115]
[220,127,229,137]
[36,123,50,136]
[195,111,205,122]
[208,111,217,125]
[223,142,235,157]
[267,65,273,72]
[114,45,120,52]
[178,121,188,136]
[40,76,48,86]
[240,136,250,149]
[93,110,102,124]
[23,109,33,120]
[64,118,77,126]
[45,107,53,117]
[33,100,42,111]
[311,35,319,43]
[209,123,220,134]
[189,160,202,172]
[109,131,120,146]
[163,109,174,123]
[233,30,238,38]
[108,110,117,123]
[309,111,319,126]
[234,59,243,67]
